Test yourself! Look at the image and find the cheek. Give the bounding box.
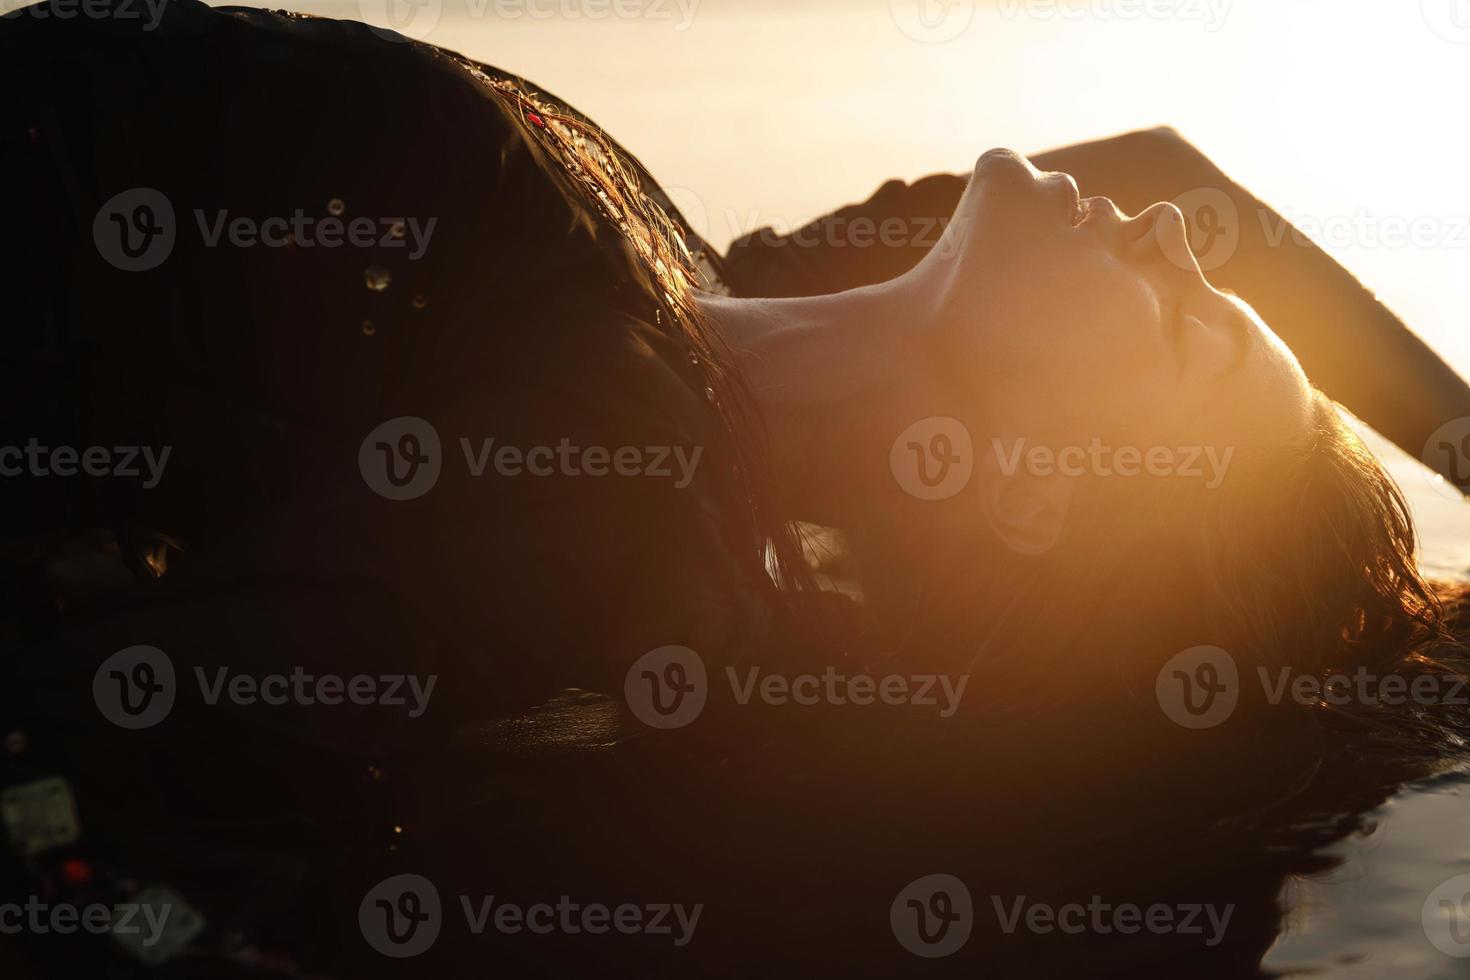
[985,254,1174,417]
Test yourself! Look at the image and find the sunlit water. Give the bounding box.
[232,0,1470,971]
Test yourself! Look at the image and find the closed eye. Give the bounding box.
[1168,298,1191,379]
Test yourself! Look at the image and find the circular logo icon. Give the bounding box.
[891,873,973,958]
[889,0,975,43]
[360,874,442,958]
[357,0,443,42]
[890,417,974,501]
[623,645,707,730]
[1155,645,1238,729]
[1421,417,1470,502]
[656,185,713,251]
[1169,187,1239,273]
[1422,0,1470,43]
[360,417,442,501]
[93,645,176,730]
[93,188,176,272]
[1424,874,1470,957]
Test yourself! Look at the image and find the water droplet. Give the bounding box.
[364,265,391,292]
[688,350,700,367]
[704,386,718,405]
[327,198,345,217]
[361,320,376,337]
[411,293,428,310]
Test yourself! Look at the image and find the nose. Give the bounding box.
[1126,202,1204,281]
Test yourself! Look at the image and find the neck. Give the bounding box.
[697,264,953,525]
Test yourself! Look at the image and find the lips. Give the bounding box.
[1073,196,1119,230]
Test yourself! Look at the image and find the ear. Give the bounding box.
[977,441,1074,556]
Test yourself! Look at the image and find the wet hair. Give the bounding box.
[468,66,818,597]
[845,390,1465,745]
[464,68,1464,747]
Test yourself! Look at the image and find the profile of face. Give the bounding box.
[942,149,1312,450]
[910,149,1320,551]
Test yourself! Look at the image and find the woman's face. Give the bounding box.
[944,148,1313,459]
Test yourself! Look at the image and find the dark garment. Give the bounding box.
[721,174,968,299]
[0,0,774,713]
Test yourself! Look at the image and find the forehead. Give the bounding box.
[1207,292,1314,453]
